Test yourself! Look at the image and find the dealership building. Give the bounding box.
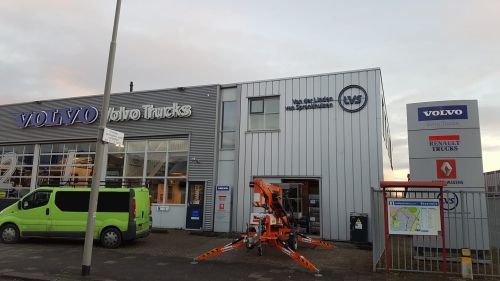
[0,67,393,242]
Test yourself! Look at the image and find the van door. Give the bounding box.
[48,190,89,238]
[17,190,53,237]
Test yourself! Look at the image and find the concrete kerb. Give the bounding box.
[1,272,115,281]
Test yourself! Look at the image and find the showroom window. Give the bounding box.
[106,139,189,205]
[38,142,96,188]
[248,97,279,130]
[0,145,35,199]
[221,101,237,149]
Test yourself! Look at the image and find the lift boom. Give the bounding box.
[191,179,334,277]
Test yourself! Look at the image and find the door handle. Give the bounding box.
[46,208,49,215]
[142,211,144,218]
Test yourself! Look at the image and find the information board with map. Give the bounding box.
[388,198,441,235]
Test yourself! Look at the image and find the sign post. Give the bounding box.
[81,0,122,276]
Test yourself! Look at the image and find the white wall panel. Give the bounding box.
[278,80,286,176]
[252,134,259,176]
[313,77,322,176]
[292,79,300,176]
[328,74,339,239]
[271,133,279,175]
[351,73,363,220]
[299,78,308,175]
[320,75,331,238]
[306,77,315,176]
[264,133,272,175]
[359,72,371,213]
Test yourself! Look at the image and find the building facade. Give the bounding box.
[0,85,219,230]
[0,67,393,241]
[216,68,393,241]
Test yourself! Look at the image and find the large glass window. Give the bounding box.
[248,97,279,130]
[37,142,96,188]
[106,139,189,204]
[221,101,237,149]
[0,145,36,199]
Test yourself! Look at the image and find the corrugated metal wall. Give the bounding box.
[234,69,385,241]
[0,85,218,230]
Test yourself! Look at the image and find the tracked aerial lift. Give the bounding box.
[191,179,334,277]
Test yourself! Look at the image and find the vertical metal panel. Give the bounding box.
[292,79,300,175]
[266,81,273,97]
[252,134,259,176]
[247,83,254,98]
[259,82,266,97]
[264,133,272,175]
[271,132,279,175]
[351,73,363,215]
[306,77,314,176]
[284,79,293,176]
[313,77,322,176]
[320,75,331,239]
[342,73,354,240]
[243,133,253,231]
[299,77,307,175]
[278,80,286,175]
[375,70,384,182]
[335,73,347,240]
[328,74,339,239]
[235,84,248,231]
[359,72,371,214]
[367,71,379,197]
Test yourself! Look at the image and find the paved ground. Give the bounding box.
[0,229,497,281]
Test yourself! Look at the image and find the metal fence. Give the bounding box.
[372,188,500,277]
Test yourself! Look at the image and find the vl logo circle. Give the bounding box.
[437,192,459,211]
[338,85,368,113]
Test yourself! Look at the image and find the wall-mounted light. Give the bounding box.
[190,157,200,164]
[177,87,186,91]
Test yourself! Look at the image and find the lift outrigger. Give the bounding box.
[191,179,334,277]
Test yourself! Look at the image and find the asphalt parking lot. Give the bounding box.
[0,230,488,281]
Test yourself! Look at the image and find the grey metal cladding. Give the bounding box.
[0,86,218,230]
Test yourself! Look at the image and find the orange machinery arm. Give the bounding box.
[250,179,291,228]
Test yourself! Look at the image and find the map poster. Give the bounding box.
[388,198,441,235]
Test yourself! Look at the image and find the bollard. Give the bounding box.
[461,248,473,280]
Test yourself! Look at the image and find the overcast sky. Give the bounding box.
[1,0,499,180]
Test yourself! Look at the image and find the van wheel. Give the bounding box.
[100,228,122,249]
[1,224,20,244]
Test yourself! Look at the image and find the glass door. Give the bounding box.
[185,181,205,229]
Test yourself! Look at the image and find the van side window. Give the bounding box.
[22,191,52,210]
[54,191,130,212]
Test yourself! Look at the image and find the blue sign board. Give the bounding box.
[417,105,468,121]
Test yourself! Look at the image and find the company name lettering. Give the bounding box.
[285,97,334,111]
[429,135,461,152]
[13,106,99,128]
[417,105,468,121]
[108,103,192,122]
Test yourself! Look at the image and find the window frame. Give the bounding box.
[220,100,237,150]
[248,96,280,131]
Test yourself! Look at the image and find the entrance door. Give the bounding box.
[185,182,205,229]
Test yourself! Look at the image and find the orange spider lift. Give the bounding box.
[191,179,334,277]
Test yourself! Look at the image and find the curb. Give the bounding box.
[1,272,114,281]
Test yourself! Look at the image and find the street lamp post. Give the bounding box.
[82,0,122,276]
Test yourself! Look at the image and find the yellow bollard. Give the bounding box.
[461,248,473,280]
